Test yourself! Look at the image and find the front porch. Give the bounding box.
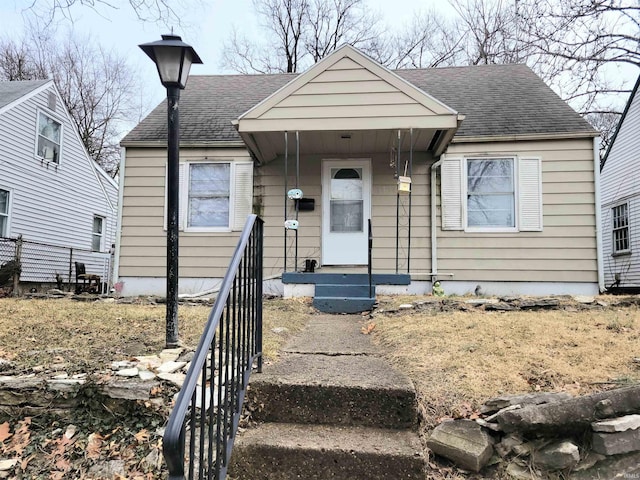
[234,45,463,311]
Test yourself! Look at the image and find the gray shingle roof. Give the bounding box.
[0,79,50,110]
[122,64,595,144]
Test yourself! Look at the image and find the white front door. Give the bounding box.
[322,159,371,265]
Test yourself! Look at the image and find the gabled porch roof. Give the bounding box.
[233,45,463,163]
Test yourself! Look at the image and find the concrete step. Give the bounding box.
[229,422,425,480]
[313,296,376,313]
[315,283,374,298]
[249,353,417,429]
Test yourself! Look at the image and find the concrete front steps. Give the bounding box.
[229,315,425,480]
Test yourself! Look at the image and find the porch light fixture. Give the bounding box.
[139,34,202,348]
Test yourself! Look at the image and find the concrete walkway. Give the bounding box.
[230,314,425,480]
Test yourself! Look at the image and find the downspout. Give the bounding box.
[112,146,126,286]
[430,158,443,279]
[593,136,605,292]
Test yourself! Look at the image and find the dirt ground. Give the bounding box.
[0,294,639,479]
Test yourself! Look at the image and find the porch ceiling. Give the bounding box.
[238,127,456,164]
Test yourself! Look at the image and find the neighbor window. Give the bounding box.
[37,112,62,164]
[466,158,515,229]
[0,189,9,237]
[612,203,630,254]
[187,163,231,229]
[92,216,104,251]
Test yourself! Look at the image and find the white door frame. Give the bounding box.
[321,159,372,265]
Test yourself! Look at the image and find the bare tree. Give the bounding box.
[0,26,140,177]
[222,0,384,73]
[22,0,191,27]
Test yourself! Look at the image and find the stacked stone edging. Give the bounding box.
[427,385,640,478]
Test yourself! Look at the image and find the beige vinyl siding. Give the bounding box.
[437,139,597,283]
[118,147,251,278]
[240,55,457,132]
[258,152,432,276]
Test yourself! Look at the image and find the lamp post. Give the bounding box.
[139,35,202,348]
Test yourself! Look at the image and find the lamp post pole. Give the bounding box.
[166,85,180,348]
[139,34,202,348]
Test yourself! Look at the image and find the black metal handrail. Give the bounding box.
[163,214,264,480]
[368,219,373,298]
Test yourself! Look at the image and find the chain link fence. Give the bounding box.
[0,235,113,294]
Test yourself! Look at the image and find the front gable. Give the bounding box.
[236,44,459,133]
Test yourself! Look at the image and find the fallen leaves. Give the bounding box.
[86,432,104,460]
[0,421,11,443]
[361,322,376,334]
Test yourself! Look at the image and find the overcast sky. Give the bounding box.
[1,0,456,109]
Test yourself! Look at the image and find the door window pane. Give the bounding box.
[330,168,363,232]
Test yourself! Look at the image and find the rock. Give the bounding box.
[158,372,186,388]
[475,418,502,431]
[481,392,572,414]
[64,424,77,439]
[495,434,524,457]
[134,355,163,370]
[484,302,516,311]
[592,428,640,455]
[271,327,289,334]
[46,378,85,392]
[496,385,640,434]
[111,360,136,370]
[518,298,560,310]
[572,452,606,472]
[160,348,184,363]
[464,298,498,305]
[52,373,68,379]
[138,369,156,381]
[116,368,139,377]
[592,414,640,433]
[142,449,161,469]
[533,440,580,471]
[427,419,494,472]
[0,459,17,471]
[568,451,640,479]
[177,350,195,363]
[595,399,616,419]
[157,361,187,374]
[596,300,609,307]
[101,378,157,401]
[573,295,595,304]
[398,303,414,309]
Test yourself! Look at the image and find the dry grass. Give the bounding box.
[371,296,640,432]
[0,296,310,373]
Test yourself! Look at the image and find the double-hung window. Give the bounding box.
[92,216,104,252]
[0,189,10,237]
[188,163,231,229]
[612,203,630,254]
[467,158,515,229]
[37,112,62,164]
[441,155,542,232]
[165,160,253,232]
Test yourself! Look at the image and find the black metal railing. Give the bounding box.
[163,214,264,480]
[368,219,373,298]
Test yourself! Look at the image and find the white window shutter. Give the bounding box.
[232,162,254,231]
[519,157,543,231]
[441,157,464,230]
[164,163,186,231]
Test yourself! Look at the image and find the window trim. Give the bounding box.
[463,156,519,233]
[35,109,64,165]
[0,186,12,238]
[92,215,105,252]
[183,161,234,233]
[611,202,631,256]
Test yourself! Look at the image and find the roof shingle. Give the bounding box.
[122,64,595,144]
[0,80,50,111]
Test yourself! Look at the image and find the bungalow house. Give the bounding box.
[0,79,118,290]
[600,74,640,291]
[116,45,602,309]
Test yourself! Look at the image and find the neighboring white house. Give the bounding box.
[0,79,118,289]
[600,74,640,290]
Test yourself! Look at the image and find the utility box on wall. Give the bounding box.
[296,198,315,211]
